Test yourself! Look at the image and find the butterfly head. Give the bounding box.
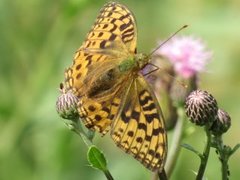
[135,53,150,69]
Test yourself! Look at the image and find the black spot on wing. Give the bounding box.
[145,135,151,141]
[120,23,128,31]
[102,107,110,114]
[131,110,140,121]
[148,149,155,156]
[120,101,132,123]
[98,32,104,37]
[88,105,96,112]
[95,115,102,121]
[110,18,116,23]
[121,112,130,123]
[100,40,107,49]
[107,12,113,17]
[142,102,156,111]
[154,153,160,159]
[103,24,108,29]
[138,123,147,131]
[76,73,82,79]
[118,128,124,133]
[139,90,152,106]
[144,113,159,123]
[127,131,134,137]
[122,140,129,147]
[75,64,82,70]
[109,24,117,33]
[152,127,165,136]
[119,13,131,21]
[109,33,117,41]
[136,137,143,143]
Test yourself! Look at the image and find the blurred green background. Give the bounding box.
[0,0,239,179]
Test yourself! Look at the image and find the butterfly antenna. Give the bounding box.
[146,64,188,89]
[149,25,188,57]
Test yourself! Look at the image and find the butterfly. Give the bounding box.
[62,1,167,171]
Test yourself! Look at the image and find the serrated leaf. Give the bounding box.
[181,143,202,158]
[87,145,107,171]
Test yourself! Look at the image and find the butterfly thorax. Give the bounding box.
[118,53,149,73]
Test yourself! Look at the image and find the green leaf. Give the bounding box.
[87,145,107,171]
[230,143,240,156]
[181,143,202,158]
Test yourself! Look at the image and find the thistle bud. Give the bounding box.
[185,90,218,126]
[210,109,231,136]
[56,87,79,120]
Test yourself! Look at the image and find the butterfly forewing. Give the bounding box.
[83,2,137,53]
[63,2,137,131]
[64,1,137,99]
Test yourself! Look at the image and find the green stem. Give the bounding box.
[70,118,93,147]
[70,119,114,180]
[212,136,229,180]
[196,127,211,180]
[158,169,168,180]
[104,170,114,180]
[221,158,228,180]
[165,107,185,177]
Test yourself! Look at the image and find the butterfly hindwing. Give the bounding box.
[111,74,167,171]
[78,88,123,135]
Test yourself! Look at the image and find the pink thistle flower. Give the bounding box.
[155,36,212,78]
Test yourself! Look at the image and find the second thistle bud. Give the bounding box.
[185,90,218,126]
[210,109,231,136]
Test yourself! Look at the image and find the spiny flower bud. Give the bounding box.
[56,86,79,120]
[185,90,218,126]
[210,109,231,136]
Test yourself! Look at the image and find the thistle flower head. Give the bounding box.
[185,90,218,126]
[56,85,79,120]
[156,36,212,78]
[210,109,231,136]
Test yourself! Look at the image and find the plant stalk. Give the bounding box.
[165,107,185,177]
[196,127,211,180]
[212,135,229,180]
[158,169,168,180]
[104,170,114,180]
